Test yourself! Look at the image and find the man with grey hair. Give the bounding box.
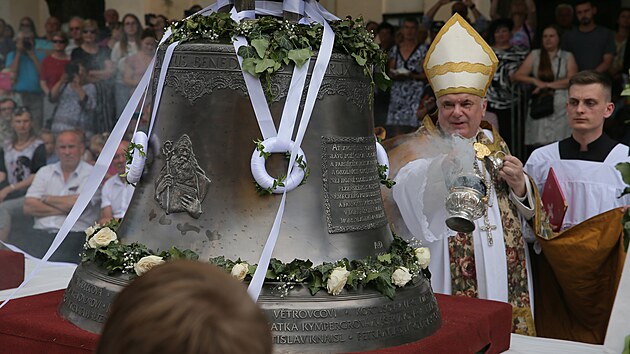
[20,129,100,263]
[65,17,84,56]
[555,3,574,37]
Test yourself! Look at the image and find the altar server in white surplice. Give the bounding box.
[525,70,630,230]
[382,14,551,337]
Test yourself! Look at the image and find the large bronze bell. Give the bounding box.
[59,39,441,352]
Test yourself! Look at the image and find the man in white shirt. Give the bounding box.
[22,129,100,262]
[99,140,134,225]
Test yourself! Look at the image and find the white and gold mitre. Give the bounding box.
[423,13,498,98]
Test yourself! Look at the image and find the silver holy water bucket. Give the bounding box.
[59,40,441,351]
[444,173,487,233]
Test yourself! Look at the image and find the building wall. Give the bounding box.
[3,0,628,40]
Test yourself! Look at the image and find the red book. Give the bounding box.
[541,167,567,232]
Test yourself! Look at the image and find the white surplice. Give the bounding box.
[524,142,630,231]
[392,129,535,310]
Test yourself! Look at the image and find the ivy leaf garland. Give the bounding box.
[211,234,428,300]
[82,219,430,299]
[166,13,391,97]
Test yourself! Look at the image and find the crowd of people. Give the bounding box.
[373,0,628,159]
[0,7,179,262]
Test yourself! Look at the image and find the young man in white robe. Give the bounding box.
[524,70,630,229]
[522,70,630,343]
[382,13,549,336]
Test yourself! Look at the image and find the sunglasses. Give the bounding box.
[52,39,67,44]
[13,107,29,115]
[70,27,81,31]
[82,29,97,34]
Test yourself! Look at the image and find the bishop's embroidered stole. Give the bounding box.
[448,131,536,336]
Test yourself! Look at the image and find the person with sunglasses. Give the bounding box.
[40,31,70,128]
[71,19,115,134]
[65,17,84,56]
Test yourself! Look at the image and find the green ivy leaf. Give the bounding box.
[274,32,293,50]
[309,273,323,295]
[242,58,258,76]
[255,58,276,74]
[374,72,392,91]
[365,271,380,283]
[617,162,630,191]
[288,48,312,67]
[377,253,392,264]
[374,274,396,300]
[251,38,270,59]
[237,45,258,59]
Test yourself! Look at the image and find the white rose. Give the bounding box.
[87,227,117,248]
[84,226,96,239]
[391,267,412,287]
[415,247,431,269]
[326,266,350,296]
[134,255,165,276]
[231,263,249,280]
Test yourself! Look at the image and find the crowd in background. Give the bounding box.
[0,6,199,262]
[371,0,628,160]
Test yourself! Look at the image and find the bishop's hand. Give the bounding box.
[498,155,526,197]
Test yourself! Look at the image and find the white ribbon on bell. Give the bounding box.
[251,137,307,193]
[375,142,390,178]
[126,131,149,184]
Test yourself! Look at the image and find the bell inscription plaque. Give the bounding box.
[321,136,388,233]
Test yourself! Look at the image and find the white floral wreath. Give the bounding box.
[375,141,390,178]
[250,137,307,193]
[126,131,148,184]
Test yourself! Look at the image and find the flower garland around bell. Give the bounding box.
[81,220,430,299]
[82,219,199,276]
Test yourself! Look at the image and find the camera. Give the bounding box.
[22,38,32,51]
[64,62,80,79]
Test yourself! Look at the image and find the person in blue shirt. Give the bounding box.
[5,29,46,130]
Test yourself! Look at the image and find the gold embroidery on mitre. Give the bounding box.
[426,62,495,78]
[436,86,486,98]
[423,13,498,97]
